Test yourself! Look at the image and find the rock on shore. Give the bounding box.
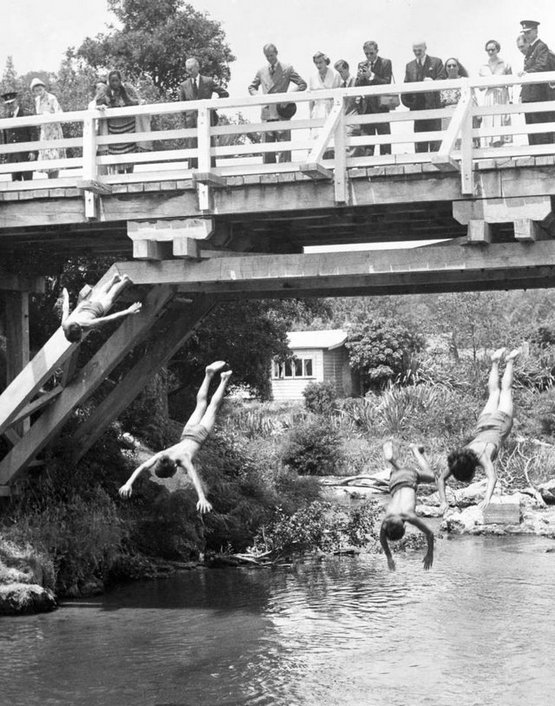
[0,538,57,615]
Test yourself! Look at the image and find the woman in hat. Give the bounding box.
[478,40,513,148]
[30,78,66,179]
[308,52,341,141]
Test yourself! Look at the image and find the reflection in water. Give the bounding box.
[2,536,555,705]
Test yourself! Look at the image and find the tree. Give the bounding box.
[1,56,18,93]
[77,0,235,96]
[346,317,424,391]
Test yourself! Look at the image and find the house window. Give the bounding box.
[272,356,314,379]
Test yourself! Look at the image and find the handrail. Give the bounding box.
[0,73,553,203]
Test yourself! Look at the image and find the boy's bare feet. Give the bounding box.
[121,274,131,284]
[220,370,232,383]
[383,440,395,462]
[206,360,227,375]
[506,348,521,362]
[491,347,506,361]
[111,273,122,284]
[409,443,425,454]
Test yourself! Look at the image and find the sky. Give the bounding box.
[3,0,555,95]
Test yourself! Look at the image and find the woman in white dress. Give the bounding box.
[478,40,512,148]
[309,51,341,143]
[30,78,66,179]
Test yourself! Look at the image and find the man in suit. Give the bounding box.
[519,20,554,145]
[248,43,307,164]
[178,57,229,168]
[1,91,37,181]
[334,59,363,158]
[355,41,393,156]
[401,41,444,153]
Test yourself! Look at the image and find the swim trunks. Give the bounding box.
[389,467,419,496]
[469,410,512,460]
[77,301,106,318]
[180,423,209,447]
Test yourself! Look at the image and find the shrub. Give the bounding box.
[346,317,424,391]
[303,381,337,415]
[280,418,345,476]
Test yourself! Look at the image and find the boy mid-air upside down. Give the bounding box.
[380,441,436,571]
[437,347,520,514]
[119,361,232,513]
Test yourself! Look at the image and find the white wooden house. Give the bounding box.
[271,329,356,401]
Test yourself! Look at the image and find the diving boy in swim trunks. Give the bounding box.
[380,441,435,572]
[437,347,520,515]
[119,361,232,513]
[61,273,142,342]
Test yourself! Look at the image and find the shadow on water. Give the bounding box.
[2,535,555,706]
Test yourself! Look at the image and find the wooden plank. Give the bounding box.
[133,240,170,261]
[72,297,216,460]
[3,429,21,446]
[77,179,113,195]
[112,240,555,296]
[466,220,492,244]
[0,284,175,484]
[7,385,63,427]
[192,171,227,188]
[453,196,553,224]
[298,162,333,180]
[0,265,119,436]
[514,219,541,242]
[172,238,200,259]
[127,217,214,242]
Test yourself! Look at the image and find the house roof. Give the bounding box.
[287,329,347,351]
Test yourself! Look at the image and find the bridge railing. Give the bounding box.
[0,72,554,202]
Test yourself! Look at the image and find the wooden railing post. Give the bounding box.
[460,82,474,195]
[81,111,99,218]
[196,106,212,211]
[333,95,348,204]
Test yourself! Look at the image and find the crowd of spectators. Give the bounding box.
[0,19,554,179]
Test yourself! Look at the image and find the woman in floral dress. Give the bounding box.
[478,40,512,148]
[31,77,66,179]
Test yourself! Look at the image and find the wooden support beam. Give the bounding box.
[7,385,63,427]
[192,171,227,188]
[127,217,214,242]
[0,284,175,485]
[0,275,45,293]
[514,219,541,242]
[172,237,200,259]
[133,240,171,261]
[111,240,555,299]
[77,179,113,195]
[466,220,492,244]
[298,162,333,180]
[3,429,21,446]
[4,291,30,436]
[431,155,459,172]
[72,297,217,461]
[453,196,553,225]
[0,265,120,437]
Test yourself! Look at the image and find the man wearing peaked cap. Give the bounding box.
[519,19,554,144]
[1,90,37,181]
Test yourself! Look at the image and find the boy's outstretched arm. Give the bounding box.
[478,457,497,510]
[379,522,396,571]
[119,453,160,498]
[88,303,142,328]
[181,457,212,514]
[406,516,434,570]
[436,469,451,515]
[61,288,71,323]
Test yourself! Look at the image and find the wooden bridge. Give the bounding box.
[1,73,555,493]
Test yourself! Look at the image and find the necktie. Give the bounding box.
[192,78,198,98]
[269,64,275,77]
[342,80,347,87]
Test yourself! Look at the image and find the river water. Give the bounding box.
[2,535,555,706]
